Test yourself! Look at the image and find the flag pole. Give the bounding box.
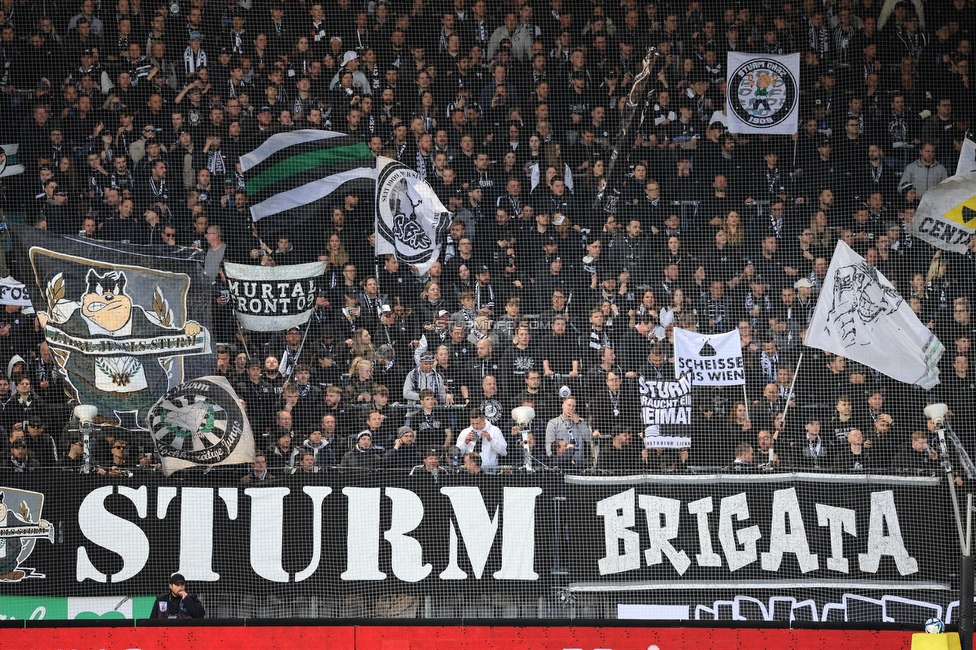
[235,318,251,360]
[593,46,666,212]
[779,351,803,428]
[742,383,750,421]
[283,318,313,382]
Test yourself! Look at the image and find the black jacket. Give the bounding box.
[149,592,206,619]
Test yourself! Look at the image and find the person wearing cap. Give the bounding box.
[266,425,299,473]
[403,349,448,404]
[183,31,208,78]
[250,104,276,147]
[413,307,452,365]
[414,447,442,476]
[58,435,87,472]
[150,573,206,619]
[24,419,58,469]
[340,430,384,469]
[384,426,424,469]
[330,50,371,95]
[301,423,337,467]
[374,308,409,360]
[3,433,37,475]
[238,357,274,436]
[278,326,313,379]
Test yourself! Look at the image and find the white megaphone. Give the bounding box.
[924,403,949,426]
[512,406,537,472]
[512,406,535,429]
[73,404,98,474]
[73,404,98,427]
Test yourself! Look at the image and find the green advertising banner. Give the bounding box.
[0,596,156,621]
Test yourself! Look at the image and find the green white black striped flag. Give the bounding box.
[240,130,376,233]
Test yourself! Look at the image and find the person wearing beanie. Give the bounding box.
[340,430,383,469]
[384,426,424,470]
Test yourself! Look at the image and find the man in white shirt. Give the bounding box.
[456,409,507,469]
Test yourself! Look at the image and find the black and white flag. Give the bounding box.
[805,241,944,389]
[673,328,746,386]
[148,376,255,475]
[375,156,451,276]
[639,373,693,449]
[726,53,800,134]
[223,261,326,332]
[909,169,976,253]
[11,225,213,426]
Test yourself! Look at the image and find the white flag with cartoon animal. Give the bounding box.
[804,240,944,389]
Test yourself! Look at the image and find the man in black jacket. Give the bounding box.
[149,573,206,619]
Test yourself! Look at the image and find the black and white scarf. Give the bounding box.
[888,110,909,145]
[227,79,246,99]
[206,150,226,175]
[229,29,245,55]
[764,166,781,196]
[760,350,778,384]
[474,282,494,313]
[148,176,167,203]
[183,46,207,76]
[808,23,829,58]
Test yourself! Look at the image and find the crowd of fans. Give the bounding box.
[0,0,975,481]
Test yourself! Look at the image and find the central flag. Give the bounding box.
[223,261,326,331]
[148,376,255,476]
[375,156,451,275]
[805,241,943,389]
[725,52,800,134]
[240,130,376,235]
[907,170,976,253]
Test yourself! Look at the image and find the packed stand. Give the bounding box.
[0,0,974,480]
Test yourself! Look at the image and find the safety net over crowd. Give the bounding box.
[0,0,974,625]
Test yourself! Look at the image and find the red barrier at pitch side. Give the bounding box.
[0,625,913,649]
[0,625,355,650]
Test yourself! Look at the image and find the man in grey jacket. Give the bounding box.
[898,142,947,197]
[545,395,601,467]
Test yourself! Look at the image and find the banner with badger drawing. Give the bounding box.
[10,226,212,428]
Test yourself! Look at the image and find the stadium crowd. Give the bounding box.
[0,0,975,480]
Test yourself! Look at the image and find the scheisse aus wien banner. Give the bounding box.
[673,328,746,386]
